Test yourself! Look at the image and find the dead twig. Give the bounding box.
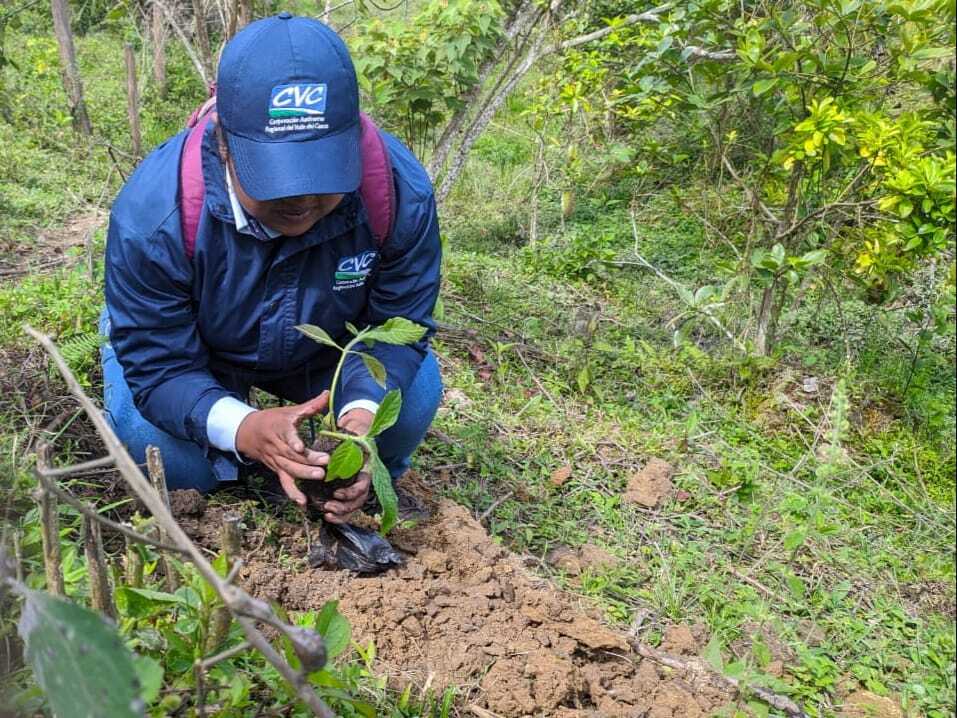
[629,639,807,717]
[146,446,180,590]
[33,444,64,596]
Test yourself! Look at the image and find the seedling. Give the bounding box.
[295,317,427,534]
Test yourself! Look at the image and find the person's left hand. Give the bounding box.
[338,408,374,437]
[322,408,375,523]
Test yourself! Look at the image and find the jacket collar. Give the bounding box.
[199,123,365,255]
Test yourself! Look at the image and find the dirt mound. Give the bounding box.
[185,499,734,716]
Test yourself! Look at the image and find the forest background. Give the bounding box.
[0,0,954,716]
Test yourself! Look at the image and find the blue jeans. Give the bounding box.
[100,313,442,493]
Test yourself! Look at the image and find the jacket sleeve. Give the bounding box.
[104,212,238,446]
[338,192,441,410]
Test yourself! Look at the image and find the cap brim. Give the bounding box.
[226,123,361,201]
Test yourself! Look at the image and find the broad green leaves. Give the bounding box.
[326,440,364,482]
[370,453,399,534]
[295,317,423,533]
[360,354,387,388]
[363,317,427,345]
[18,587,145,717]
[295,324,339,349]
[315,601,351,660]
[115,586,183,620]
[368,390,402,437]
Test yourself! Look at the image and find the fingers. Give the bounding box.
[325,474,371,523]
[277,469,307,507]
[295,391,330,420]
[274,454,326,481]
[333,473,370,501]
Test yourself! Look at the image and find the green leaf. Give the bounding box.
[115,587,184,620]
[296,324,340,349]
[784,529,807,552]
[801,249,828,266]
[752,78,778,96]
[345,321,359,336]
[316,601,352,660]
[132,654,164,704]
[326,440,364,481]
[371,453,398,534]
[360,353,387,388]
[786,574,806,599]
[17,587,145,717]
[577,364,592,392]
[702,635,724,672]
[368,390,402,437]
[363,317,427,345]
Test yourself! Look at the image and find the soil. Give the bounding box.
[623,458,675,509]
[182,494,738,716]
[839,690,903,718]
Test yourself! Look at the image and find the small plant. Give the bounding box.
[296,317,427,534]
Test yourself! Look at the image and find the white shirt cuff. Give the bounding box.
[207,396,258,457]
[338,399,380,422]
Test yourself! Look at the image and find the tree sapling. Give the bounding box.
[295,317,427,534]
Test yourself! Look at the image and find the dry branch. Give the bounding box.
[82,517,116,619]
[155,0,210,85]
[33,445,64,596]
[50,0,92,134]
[26,325,335,718]
[151,1,167,96]
[146,446,179,590]
[124,43,143,158]
[206,512,243,652]
[191,0,214,80]
[629,639,808,718]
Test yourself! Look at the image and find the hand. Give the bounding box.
[236,392,331,507]
[319,407,375,523]
[322,470,371,524]
[338,407,374,437]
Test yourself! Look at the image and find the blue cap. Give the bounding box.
[217,15,361,200]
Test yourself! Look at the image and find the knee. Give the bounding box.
[400,352,443,431]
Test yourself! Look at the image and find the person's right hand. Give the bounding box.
[235,392,331,507]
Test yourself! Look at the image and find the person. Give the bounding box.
[101,13,442,524]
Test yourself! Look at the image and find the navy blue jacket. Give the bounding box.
[105,123,441,455]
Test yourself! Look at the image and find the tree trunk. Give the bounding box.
[50,0,92,134]
[152,1,167,95]
[192,0,214,82]
[238,0,252,31]
[427,0,540,181]
[435,11,551,204]
[755,284,775,356]
[124,43,143,158]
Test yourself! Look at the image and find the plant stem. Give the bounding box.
[326,332,368,422]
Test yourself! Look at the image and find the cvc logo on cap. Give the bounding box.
[269,83,327,118]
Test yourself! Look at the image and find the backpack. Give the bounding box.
[178,94,396,260]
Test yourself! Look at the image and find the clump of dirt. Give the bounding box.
[187,498,736,716]
[840,690,903,718]
[168,489,207,517]
[623,458,675,508]
[546,543,618,577]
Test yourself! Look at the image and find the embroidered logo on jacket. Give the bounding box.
[334,250,377,291]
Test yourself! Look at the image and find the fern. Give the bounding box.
[52,331,106,379]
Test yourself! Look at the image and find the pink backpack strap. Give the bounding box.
[358,112,396,248]
[179,107,215,260]
[179,103,395,260]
